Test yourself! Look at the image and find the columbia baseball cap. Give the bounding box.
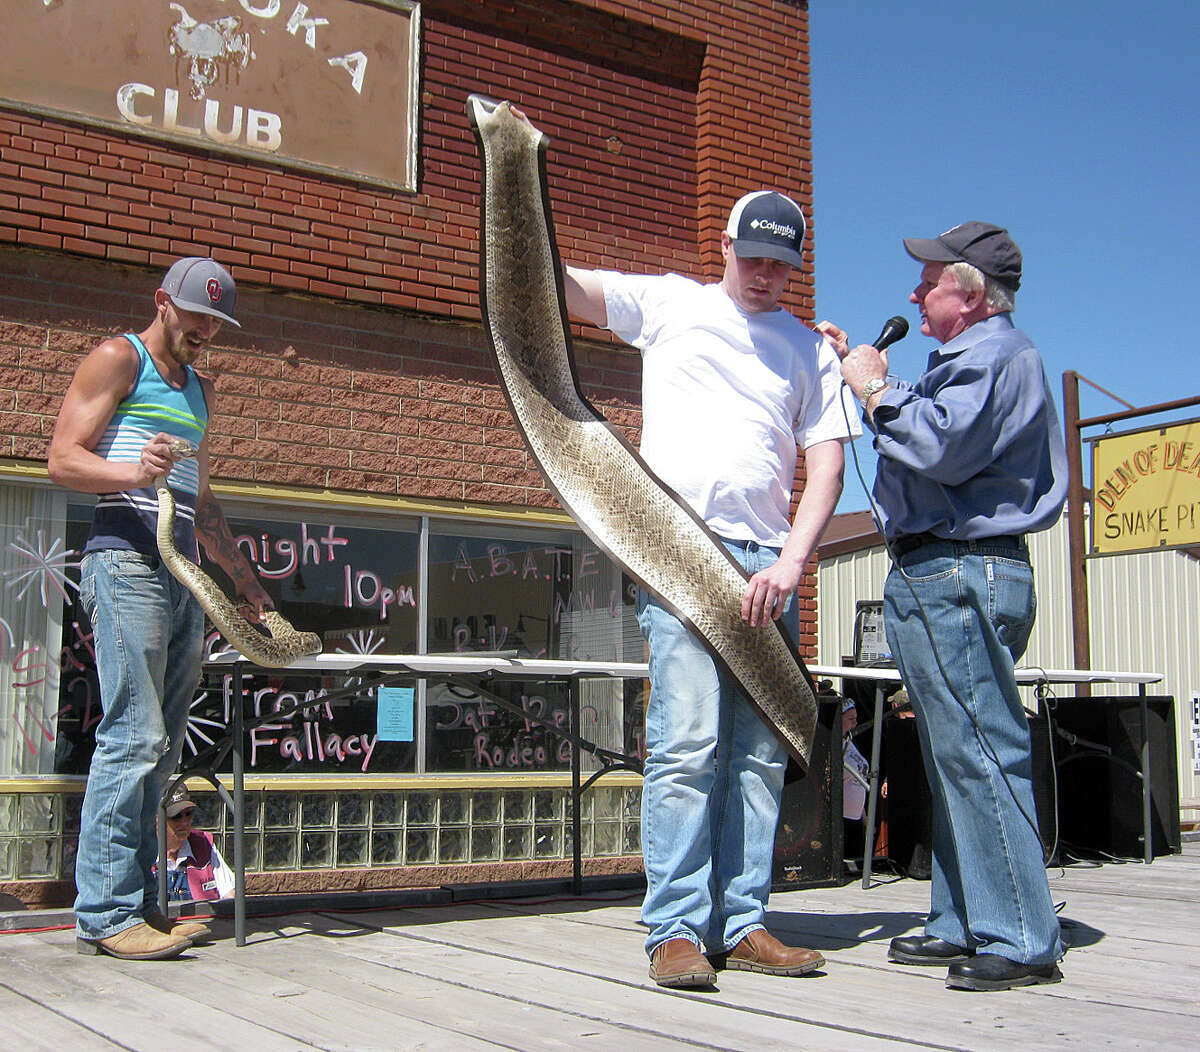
[165,784,196,818]
[725,191,807,269]
[160,256,240,327]
[903,222,1022,291]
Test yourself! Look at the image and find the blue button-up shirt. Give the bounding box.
[866,313,1068,540]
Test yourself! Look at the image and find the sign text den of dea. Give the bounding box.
[1089,417,1200,556]
[0,0,420,192]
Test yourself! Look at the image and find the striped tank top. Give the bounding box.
[83,333,209,561]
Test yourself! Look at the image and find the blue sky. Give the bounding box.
[808,3,1199,513]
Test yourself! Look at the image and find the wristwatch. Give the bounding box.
[859,377,888,407]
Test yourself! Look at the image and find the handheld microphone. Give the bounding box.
[873,315,909,351]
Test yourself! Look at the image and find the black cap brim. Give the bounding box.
[902,230,1022,290]
[169,298,241,328]
[730,239,804,269]
[903,236,962,265]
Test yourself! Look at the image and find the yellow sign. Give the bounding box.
[1091,418,1200,555]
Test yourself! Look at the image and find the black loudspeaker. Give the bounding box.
[1027,715,1063,866]
[881,715,932,878]
[885,714,1060,875]
[773,696,843,889]
[1051,696,1180,859]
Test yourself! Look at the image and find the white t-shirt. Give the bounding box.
[602,271,860,546]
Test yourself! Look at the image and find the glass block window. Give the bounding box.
[0,782,643,884]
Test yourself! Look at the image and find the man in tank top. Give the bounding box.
[49,257,273,961]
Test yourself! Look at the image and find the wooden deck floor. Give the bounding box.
[2,842,1196,1051]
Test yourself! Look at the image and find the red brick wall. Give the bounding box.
[0,0,819,650]
[0,245,640,508]
[0,0,812,313]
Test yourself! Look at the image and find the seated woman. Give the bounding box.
[159,785,235,902]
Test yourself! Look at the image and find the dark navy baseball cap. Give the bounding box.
[903,222,1022,291]
[725,191,807,269]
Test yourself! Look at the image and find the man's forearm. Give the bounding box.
[779,481,842,573]
[779,443,845,575]
[194,492,260,594]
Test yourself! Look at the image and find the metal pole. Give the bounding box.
[157,805,169,916]
[233,663,246,946]
[1140,685,1152,865]
[570,681,583,896]
[1077,391,1200,429]
[1062,371,1091,680]
[860,684,886,889]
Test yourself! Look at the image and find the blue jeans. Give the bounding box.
[883,537,1062,965]
[74,549,205,940]
[637,538,795,957]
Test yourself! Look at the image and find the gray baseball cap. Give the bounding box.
[903,222,1022,291]
[160,256,240,327]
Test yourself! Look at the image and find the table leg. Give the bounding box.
[861,684,886,889]
[157,806,168,916]
[233,662,246,946]
[570,681,582,896]
[1140,685,1152,865]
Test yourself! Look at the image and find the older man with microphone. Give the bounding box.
[834,222,1069,991]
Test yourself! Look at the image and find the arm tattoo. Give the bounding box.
[194,493,258,590]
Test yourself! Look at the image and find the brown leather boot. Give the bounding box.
[145,910,212,943]
[76,921,191,960]
[724,929,825,975]
[649,937,717,988]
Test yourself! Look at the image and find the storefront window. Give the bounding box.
[424,524,642,774]
[0,483,70,777]
[426,524,640,661]
[218,506,422,658]
[0,478,644,780]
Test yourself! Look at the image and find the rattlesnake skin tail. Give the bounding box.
[154,459,322,668]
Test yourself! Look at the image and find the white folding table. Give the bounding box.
[178,652,650,945]
[809,664,1165,887]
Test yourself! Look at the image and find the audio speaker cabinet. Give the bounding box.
[1051,695,1180,860]
[887,714,1064,874]
[773,696,844,889]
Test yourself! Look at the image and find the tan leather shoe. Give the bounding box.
[145,910,212,943]
[649,937,717,988]
[76,921,191,961]
[724,929,824,975]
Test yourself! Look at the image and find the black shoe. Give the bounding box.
[888,935,973,965]
[946,953,1062,991]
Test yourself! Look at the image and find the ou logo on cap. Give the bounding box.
[206,277,222,303]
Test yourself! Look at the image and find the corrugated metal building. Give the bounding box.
[817,507,1200,820]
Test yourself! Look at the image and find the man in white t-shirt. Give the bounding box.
[565,191,859,988]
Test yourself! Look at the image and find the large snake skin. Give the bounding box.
[467,96,818,767]
[156,441,322,668]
